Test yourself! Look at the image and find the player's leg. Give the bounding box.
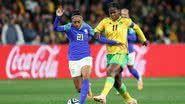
[128,52,143,90]
[114,73,137,104]
[93,63,121,104]
[72,76,82,93]
[79,57,92,104]
[93,53,127,103]
[128,65,143,90]
[82,57,93,99]
[71,71,92,99]
[69,60,82,92]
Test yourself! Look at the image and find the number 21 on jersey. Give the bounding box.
[77,34,83,41]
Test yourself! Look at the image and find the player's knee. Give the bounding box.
[107,69,114,77]
[107,68,120,77]
[107,64,121,77]
[82,74,90,79]
[82,71,91,79]
[82,66,91,79]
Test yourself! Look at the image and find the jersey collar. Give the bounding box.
[109,16,122,22]
[79,22,85,30]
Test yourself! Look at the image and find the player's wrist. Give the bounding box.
[142,41,148,46]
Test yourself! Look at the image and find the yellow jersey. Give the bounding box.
[94,16,146,54]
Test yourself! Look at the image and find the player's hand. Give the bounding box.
[94,32,100,39]
[142,41,148,46]
[56,6,64,16]
[116,42,127,49]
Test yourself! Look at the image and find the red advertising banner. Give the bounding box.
[0,44,185,79]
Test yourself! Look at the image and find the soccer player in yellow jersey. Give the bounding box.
[93,2,147,104]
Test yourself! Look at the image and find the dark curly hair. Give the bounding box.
[71,9,81,18]
[108,2,120,10]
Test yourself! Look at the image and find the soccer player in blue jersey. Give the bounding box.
[53,6,121,104]
[121,8,143,90]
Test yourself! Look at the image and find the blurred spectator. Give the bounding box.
[0,0,184,44]
[177,23,185,42]
[155,22,165,43]
[31,35,41,45]
[48,0,55,14]
[24,0,39,13]
[169,22,178,43]
[1,14,25,45]
[23,21,37,43]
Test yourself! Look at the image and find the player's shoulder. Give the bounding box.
[82,22,93,29]
[66,23,72,26]
[64,23,72,30]
[121,17,132,22]
[83,22,90,27]
[100,17,112,23]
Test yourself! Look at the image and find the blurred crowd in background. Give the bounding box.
[0,0,185,45]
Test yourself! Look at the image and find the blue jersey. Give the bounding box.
[128,28,136,53]
[53,16,117,60]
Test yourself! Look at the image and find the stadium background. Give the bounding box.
[0,0,185,104]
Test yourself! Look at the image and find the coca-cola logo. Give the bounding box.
[95,45,107,77]
[95,45,149,78]
[6,46,60,79]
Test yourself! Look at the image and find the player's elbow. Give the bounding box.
[53,26,57,31]
[133,24,139,30]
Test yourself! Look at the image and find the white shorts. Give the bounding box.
[127,52,136,66]
[69,57,92,77]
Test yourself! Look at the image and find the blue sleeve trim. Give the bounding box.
[96,36,117,45]
[64,23,72,31]
[130,22,135,28]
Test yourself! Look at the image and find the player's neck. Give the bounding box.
[110,16,122,22]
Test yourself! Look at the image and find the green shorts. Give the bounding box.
[107,53,128,68]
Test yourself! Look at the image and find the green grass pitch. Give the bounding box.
[0,77,185,104]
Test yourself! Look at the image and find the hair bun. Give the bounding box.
[71,9,81,17]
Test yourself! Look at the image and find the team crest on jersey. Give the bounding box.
[83,29,88,34]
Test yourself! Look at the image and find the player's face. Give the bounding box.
[121,9,129,18]
[72,16,83,29]
[108,7,120,21]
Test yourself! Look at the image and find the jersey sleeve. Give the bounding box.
[94,18,106,33]
[128,28,137,42]
[125,18,147,42]
[92,35,117,45]
[53,16,71,32]
[125,18,133,27]
[87,22,117,45]
[87,24,95,36]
